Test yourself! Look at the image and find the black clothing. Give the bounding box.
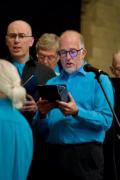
[36,142,104,179]
[104,78,120,180]
[7,56,55,94]
[21,58,56,101]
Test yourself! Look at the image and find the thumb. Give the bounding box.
[68,92,74,102]
[26,94,33,100]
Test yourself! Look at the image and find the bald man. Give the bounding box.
[110,50,120,77]
[34,30,114,179]
[5,20,56,125]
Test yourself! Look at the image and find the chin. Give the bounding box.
[65,68,75,74]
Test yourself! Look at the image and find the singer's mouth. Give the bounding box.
[13,46,21,52]
[66,62,73,66]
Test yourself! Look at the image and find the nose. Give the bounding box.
[43,56,49,62]
[14,35,20,42]
[66,51,71,59]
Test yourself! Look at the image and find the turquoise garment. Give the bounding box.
[34,65,114,144]
[0,98,33,180]
[13,61,25,76]
[54,64,60,76]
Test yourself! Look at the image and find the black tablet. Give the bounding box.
[37,84,69,102]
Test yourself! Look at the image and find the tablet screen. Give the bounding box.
[37,84,69,102]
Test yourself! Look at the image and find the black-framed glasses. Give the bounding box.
[38,54,57,61]
[58,48,83,59]
[6,33,32,39]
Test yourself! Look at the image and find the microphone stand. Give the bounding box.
[95,73,120,129]
[95,73,119,180]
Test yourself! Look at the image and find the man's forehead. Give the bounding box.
[39,49,57,54]
[7,21,31,33]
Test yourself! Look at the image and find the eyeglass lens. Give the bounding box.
[7,33,32,39]
[58,48,83,59]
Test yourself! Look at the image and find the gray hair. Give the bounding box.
[36,33,60,52]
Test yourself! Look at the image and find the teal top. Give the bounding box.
[0,98,33,180]
[13,61,25,76]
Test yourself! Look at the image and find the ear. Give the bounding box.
[29,36,34,47]
[56,54,60,63]
[36,53,38,59]
[110,66,114,74]
[81,48,87,55]
[79,48,87,58]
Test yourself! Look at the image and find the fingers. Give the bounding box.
[26,94,34,101]
[22,97,38,112]
[21,103,38,112]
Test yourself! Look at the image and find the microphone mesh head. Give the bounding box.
[83,64,91,72]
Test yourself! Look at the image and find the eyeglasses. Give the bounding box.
[38,54,57,61]
[6,33,32,39]
[113,67,120,72]
[58,48,83,59]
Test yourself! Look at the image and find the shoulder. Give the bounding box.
[47,75,60,84]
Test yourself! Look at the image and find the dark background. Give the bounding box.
[0,1,81,57]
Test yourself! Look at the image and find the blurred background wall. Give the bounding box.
[81,0,120,76]
[0,1,81,58]
[0,0,120,76]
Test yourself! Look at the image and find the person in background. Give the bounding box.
[36,33,61,75]
[110,50,120,77]
[104,50,120,180]
[0,59,33,180]
[33,30,114,179]
[5,20,56,125]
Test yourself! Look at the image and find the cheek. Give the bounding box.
[6,41,12,47]
[24,41,30,46]
[75,58,83,68]
[60,60,64,66]
[60,60,68,69]
[116,71,120,75]
[23,39,33,47]
[37,57,42,63]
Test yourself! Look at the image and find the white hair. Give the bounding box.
[0,59,26,109]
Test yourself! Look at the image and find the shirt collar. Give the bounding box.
[59,60,88,78]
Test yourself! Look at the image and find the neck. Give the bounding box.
[12,54,30,64]
[0,92,7,98]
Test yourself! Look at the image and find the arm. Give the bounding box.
[74,75,114,131]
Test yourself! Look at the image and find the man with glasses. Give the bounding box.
[36,33,62,75]
[5,20,55,125]
[34,30,114,179]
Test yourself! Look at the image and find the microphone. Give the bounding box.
[83,64,108,75]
